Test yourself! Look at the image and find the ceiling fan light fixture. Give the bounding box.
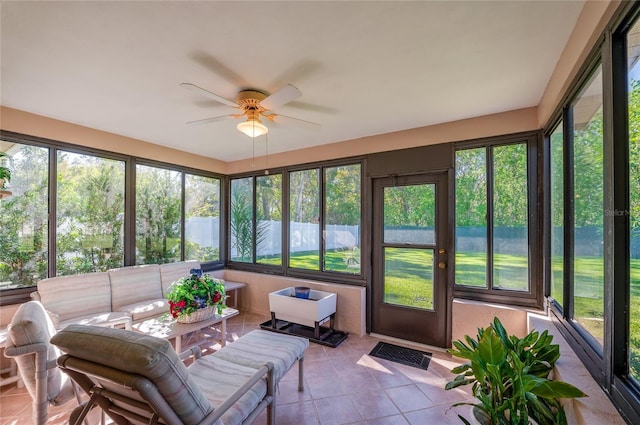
[237,118,268,138]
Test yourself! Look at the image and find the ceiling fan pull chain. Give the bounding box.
[265,133,269,176]
[252,119,256,167]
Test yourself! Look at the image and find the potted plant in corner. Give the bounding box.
[445,317,587,425]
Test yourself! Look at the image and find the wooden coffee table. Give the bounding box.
[132,307,239,352]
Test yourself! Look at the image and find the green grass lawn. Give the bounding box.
[264,248,640,380]
[253,249,361,274]
[265,248,433,309]
[455,252,529,290]
[459,251,640,379]
[383,248,433,309]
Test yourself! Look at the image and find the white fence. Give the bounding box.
[185,217,360,257]
[185,217,220,250]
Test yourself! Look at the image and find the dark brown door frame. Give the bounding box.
[370,171,450,347]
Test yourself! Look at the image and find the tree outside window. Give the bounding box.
[56,151,125,275]
[135,164,181,264]
[0,143,48,288]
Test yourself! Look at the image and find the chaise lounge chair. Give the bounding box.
[51,324,295,425]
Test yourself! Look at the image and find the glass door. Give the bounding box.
[371,173,449,347]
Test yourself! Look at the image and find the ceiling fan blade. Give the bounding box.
[180,83,238,108]
[261,84,302,110]
[186,115,235,125]
[274,114,321,128]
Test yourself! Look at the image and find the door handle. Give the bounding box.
[438,261,447,270]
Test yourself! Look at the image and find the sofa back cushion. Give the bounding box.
[51,324,212,424]
[159,261,200,297]
[8,301,73,403]
[38,272,112,322]
[109,264,162,311]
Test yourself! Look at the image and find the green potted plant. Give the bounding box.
[0,152,10,189]
[445,317,587,425]
[166,269,226,323]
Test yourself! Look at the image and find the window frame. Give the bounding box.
[227,172,285,268]
[0,130,225,305]
[226,158,366,285]
[542,2,640,422]
[545,118,565,312]
[132,158,224,269]
[453,131,542,309]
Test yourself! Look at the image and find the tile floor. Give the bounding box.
[0,311,474,425]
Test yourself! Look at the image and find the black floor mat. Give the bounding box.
[369,342,432,370]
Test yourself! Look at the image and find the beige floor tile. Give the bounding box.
[0,311,469,424]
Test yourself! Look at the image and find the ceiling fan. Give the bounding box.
[181,82,319,138]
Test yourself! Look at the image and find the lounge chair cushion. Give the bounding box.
[51,324,212,424]
[188,355,268,425]
[213,330,309,381]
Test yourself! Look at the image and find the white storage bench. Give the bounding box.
[269,287,338,340]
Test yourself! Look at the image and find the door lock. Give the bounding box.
[438,261,447,270]
[438,248,446,255]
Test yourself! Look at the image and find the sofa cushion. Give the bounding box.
[7,301,74,404]
[38,272,112,323]
[51,324,213,424]
[109,264,162,312]
[117,299,169,321]
[213,330,309,382]
[160,261,200,297]
[57,311,132,329]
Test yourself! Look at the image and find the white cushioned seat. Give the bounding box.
[57,310,133,329]
[37,272,113,327]
[109,264,163,313]
[116,299,169,321]
[32,261,207,331]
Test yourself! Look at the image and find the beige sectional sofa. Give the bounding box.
[31,261,200,329]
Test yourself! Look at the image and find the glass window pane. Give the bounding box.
[230,177,254,263]
[185,174,220,262]
[455,148,487,287]
[136,165,182,264]
[384,247,433,310]
[57,151,125,274]
[325,164,361,273]
[256,174,282,265]
[628,18,640,382]
[383,184,435,245]
[550,123,564,307]
[492,143,529,291]
[572,65,604,348]
[289,169,319,270]
[0,143,48,288]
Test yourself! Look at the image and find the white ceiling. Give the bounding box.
[1,1,584,162]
